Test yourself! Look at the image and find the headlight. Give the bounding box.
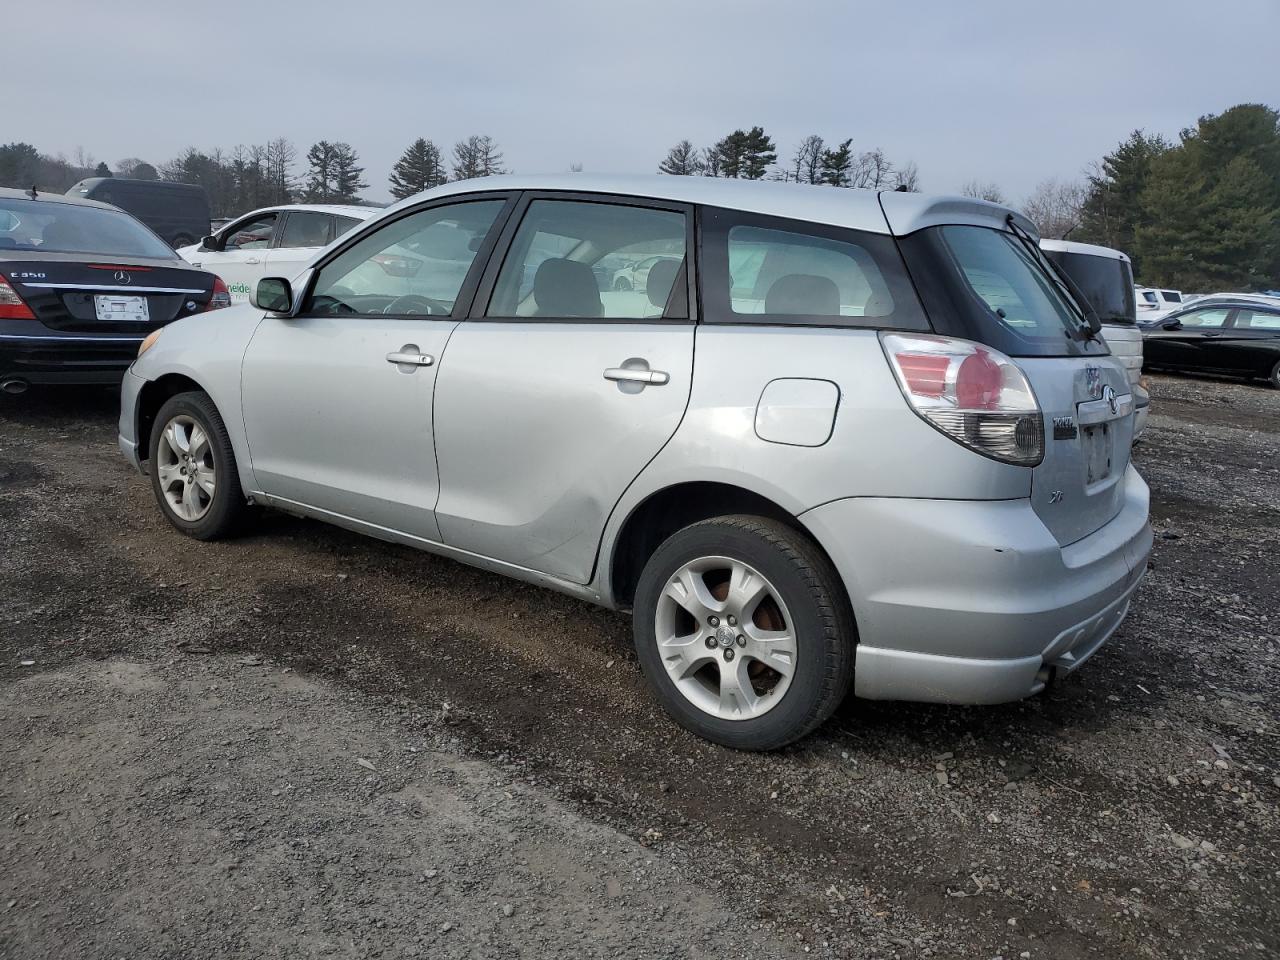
[137,328,164,358]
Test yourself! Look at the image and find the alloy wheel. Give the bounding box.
[653,556,798,720]
[155,414,216,521]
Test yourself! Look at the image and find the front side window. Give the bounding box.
[278,211,332,248]
[1236,309,1280,330]
[223,214,277,250]
[0,198,175,258]
[701,208,927,330]
[307,199,505,317]
[487,200,686,319]
[1177,308,1228,328]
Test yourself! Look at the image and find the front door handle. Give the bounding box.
[604,365,669,386]
[245,257,261,265]
[386,347,434,368]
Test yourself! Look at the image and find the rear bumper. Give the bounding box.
[801,465,1152,704]
[0,332,144,386]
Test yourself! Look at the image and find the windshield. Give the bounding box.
[0,198,176,259]
[1043,249,1136,324]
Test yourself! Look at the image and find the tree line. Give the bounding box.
[657,128,920,191]
[2,102,1274,289]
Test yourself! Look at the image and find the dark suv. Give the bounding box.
[67,178,211,249]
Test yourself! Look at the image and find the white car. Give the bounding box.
[178,204,376,303]
[1134,286,1184,320]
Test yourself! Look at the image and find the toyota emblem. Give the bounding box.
[113,270,131,285]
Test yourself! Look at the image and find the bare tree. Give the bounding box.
[864,149,894,189]
[790,135,825,185]
[1020,177,1087,239]
[893,161,921,192]
[961,180,1006,203]
[452,135,507,180]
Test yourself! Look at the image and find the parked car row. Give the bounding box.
[117,174,1151,750]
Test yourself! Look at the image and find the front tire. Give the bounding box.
[149,391,246,540]
[633,516,855,750]
[1268,359,1280,390]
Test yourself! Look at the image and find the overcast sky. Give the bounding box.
[17,0,1279,202]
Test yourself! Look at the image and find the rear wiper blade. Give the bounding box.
[1004,215,1102,343]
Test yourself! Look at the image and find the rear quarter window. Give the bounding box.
[699,207,928,330]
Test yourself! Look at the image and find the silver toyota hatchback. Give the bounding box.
[119,175,1152,750]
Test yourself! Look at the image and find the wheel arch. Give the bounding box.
[136,373,210,461]
[606,480,851,616]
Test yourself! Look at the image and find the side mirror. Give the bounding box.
[200,234,220,252]
[252,277,293,314]
[1161,318,1182,330]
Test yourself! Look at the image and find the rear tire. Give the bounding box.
[149,391,246,540]
[632,515,855,750]
[171,234,195,249]
[1268,359,1280,390]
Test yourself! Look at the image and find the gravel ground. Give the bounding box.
[1,372,1277,959]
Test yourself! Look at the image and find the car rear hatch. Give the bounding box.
[883,195,1136,546]
[2,257,214,335]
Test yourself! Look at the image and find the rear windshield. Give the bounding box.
[899,225,1107,358]
[1042,249,1136,324]
[0,198,176,259]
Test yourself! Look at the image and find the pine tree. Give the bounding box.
[332,143,367,201]
[818,139,854,187]
[658,140,703,176]
[1076,130,1171,261]
[93,161,111,178]
[388,138,447,199]
[304,141,336,201]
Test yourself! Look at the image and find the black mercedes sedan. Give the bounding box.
[0,187,229,394]
[1140,297,1280,389]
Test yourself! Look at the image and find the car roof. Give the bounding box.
[1173,298,1280,313]
[380,173,1033,237]
[1039,237,1130,263]
[0,185,120,211]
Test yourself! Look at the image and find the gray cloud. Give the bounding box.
[14,0,1279,203]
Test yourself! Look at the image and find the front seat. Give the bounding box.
[644,258,682,312]
[533,258,602,317]
[765,273,841,315]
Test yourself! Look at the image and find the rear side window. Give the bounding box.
[279,211,332,248]
[700,207,927,329]
[487,199,687,320]
[333,215,362,237]
[1236,309,1280,330]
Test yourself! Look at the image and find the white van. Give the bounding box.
[1041,239,1148,438]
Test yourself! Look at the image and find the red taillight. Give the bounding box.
[881,332,1044,466]
[204,276,232,311]
[896,353,950,398]
[0,277,36,320]
[956,351,1003,410]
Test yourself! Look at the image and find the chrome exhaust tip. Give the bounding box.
[0,378,29,395]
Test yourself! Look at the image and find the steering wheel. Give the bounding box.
[382,294,445,316]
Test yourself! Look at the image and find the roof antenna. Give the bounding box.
[893,184,909,192]
[26,185,38,200]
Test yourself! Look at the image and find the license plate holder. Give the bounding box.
[1082,422,1113,485]
[94,294,149,322]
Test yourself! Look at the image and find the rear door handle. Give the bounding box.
[604,365,669,386]
[386,349,434,367]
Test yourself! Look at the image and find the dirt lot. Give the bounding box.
[1,373,1277,959]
